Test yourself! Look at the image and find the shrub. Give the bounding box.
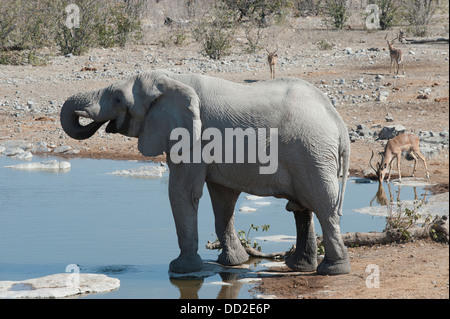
[102,2,143,48]
[317,39,333,50]
[322,0,350,29]
[0,0,144,62]
[403,0,439,36]
[375,0,401,30]
[193,5,236,60]
[53,0,106,56]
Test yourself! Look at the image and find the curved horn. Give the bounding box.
[369,150,378,174]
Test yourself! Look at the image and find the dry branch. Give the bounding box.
[404,38,449,44]
[206,216,448,260]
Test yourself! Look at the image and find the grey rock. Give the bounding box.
[53,145,73,154]
[377,91,389,102]
[420,146,440,159]
[0,273,120,299]
[6,160,71,171]
[378,125,406,140]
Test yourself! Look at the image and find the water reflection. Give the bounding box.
[370,182,428,207]
[169,260,265,299]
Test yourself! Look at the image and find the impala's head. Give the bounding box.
[370,150,387,182]
[266,47,278,63]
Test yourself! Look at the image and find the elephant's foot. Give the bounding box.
[316,257,351,276]
[169,253,203,273]
[286,207,317,272]
[285,252,317,272]
[217,245,249,266]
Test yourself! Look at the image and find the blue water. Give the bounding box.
[0,155,427,298]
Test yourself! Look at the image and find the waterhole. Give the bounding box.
[0,155,434,298]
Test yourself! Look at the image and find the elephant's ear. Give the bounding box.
[138,76,201,158]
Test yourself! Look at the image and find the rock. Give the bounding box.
[109,165,167,178]
[6,160,71,171]
[421,136,447,145]
[377,91,389,102]
[239,206,257,213]
[65,149,80,155]
[53,145,73,153]
[1,147,25,157]
[385,116,394,122]
[419,146,440,159]
[349,131,359,142]
[431,215,448,243]
[343,47,353,54]
[245,195,264,200]
[0,140,32,151]
[12,151,33,161]
[0,273,120,298]
[378,125,406,140]
[31,141,52,153]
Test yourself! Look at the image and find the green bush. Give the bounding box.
[0,0,144,63]
[194,5,236,60]
[375,0,401,30]
[322,0,350,29]
[97,2,143,48]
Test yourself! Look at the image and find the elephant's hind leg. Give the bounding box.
[207,182,249,266]
[285,201,317,272]
[316,210,350,275]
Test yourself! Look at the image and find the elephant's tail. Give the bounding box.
[337,137,350,216]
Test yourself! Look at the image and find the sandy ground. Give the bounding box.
[0,18,448,299]
[254,240,448,299]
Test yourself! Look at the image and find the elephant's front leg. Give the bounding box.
[168,166,205,273]
[285,202,317,272]
[207,182,248,266]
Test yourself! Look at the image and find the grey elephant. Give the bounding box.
[60,69,351,275]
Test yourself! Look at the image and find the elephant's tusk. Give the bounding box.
[74,110,91,118]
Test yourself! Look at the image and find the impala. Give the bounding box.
[370,133,429,183]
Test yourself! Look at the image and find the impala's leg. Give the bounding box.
[387,159,394,182]
[397,155,402,182]
[389,58,393,74]
[414,149,430,179]
[409,151,418,177]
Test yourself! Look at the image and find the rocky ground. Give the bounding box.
[0,18,448,299]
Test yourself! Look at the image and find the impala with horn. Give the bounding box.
[370,133,430,183]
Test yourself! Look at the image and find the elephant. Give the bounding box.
[60,69,351,275]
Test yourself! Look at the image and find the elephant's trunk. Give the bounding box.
[60,92,107,140]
